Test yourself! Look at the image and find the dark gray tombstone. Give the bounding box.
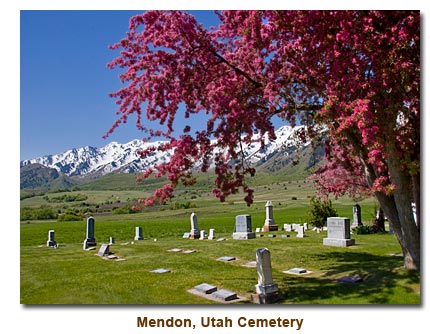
[352,204,363,227]
[134,226,144,240]
[195,283,217,294]
[323,217,355,247]
[212,289,238,301]
[232,215,256,239]
[46,230,57,247]
[83,216,96,249]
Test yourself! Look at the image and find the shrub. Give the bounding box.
[306,197,337,228]
[112,205,138,214]
[20,205,57,221]
[57,208,83,222]
[353,225,373,235]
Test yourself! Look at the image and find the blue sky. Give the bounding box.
[20,10,222,161]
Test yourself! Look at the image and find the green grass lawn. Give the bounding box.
[20,198,420,304]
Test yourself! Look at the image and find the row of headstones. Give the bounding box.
[232,215,309,239]
[46,217,147,249]
[46,205,365,248]
[188,200,280,240]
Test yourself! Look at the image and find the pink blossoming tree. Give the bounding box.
[107,10,420,270]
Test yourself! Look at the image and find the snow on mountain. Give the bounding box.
[20,125,307,178]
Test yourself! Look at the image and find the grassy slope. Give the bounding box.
[20,184,420,304]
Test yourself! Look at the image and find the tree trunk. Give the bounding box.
[386,142,420,270]
[362,151,420,270]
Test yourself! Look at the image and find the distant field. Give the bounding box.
[20,184,420,304]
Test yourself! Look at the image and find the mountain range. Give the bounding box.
[20,125,322,190]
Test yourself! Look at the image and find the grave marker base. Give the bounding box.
[251,291,283,304]
[263,225,279,232]
[323,238,355,247]
[232,232,256,240]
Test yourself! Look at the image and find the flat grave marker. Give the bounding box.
[336,276,363,283]
[283,268,310,275]
[151,268,171,274]
[194,283,217,294]
[212,289,238,302]
[217,256,236,262]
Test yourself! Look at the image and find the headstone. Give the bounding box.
[217,256,236,262]
[263,201,278,231]
[388,223,394,234]
[296,226,305,238]
[199,230,206,240]
[168,248,183,252]
[195,283,217,294]
[232,215,256,240]
[255,228,261,233]
[212,289,238,301]
[151,268,171,274]
[109,236,115,244]
[251,248,282,304]
[134,227,144,240]
[183,232,190,238]
[336,276,363,283]
[323,217,355,247]
[182,249,197,254]
[285,267,307,274]
[83,216,96,249]
[284,224,292,232]
[412,202,417,223]
[281,234,290,238]
[46,230,57,247]
[208,229,216,240]
[352,204,363,227]
[292,224,300,232]
[189,212,200,239]
[97,243,110,256]
[303,223,308,230]
[243,261,257,268]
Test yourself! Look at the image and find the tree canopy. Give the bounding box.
[107,10,420,269]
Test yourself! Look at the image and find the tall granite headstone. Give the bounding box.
[352,204,363,227]
[263,201,278,231]
[251,248,282,304]
[323,217,355,247]
[232,215,256,240]
[189,212,201,239]
[83,216,96,249]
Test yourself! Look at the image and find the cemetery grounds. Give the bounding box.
[20,181,420,304]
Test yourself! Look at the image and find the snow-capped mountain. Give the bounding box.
[20,125,308,178]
